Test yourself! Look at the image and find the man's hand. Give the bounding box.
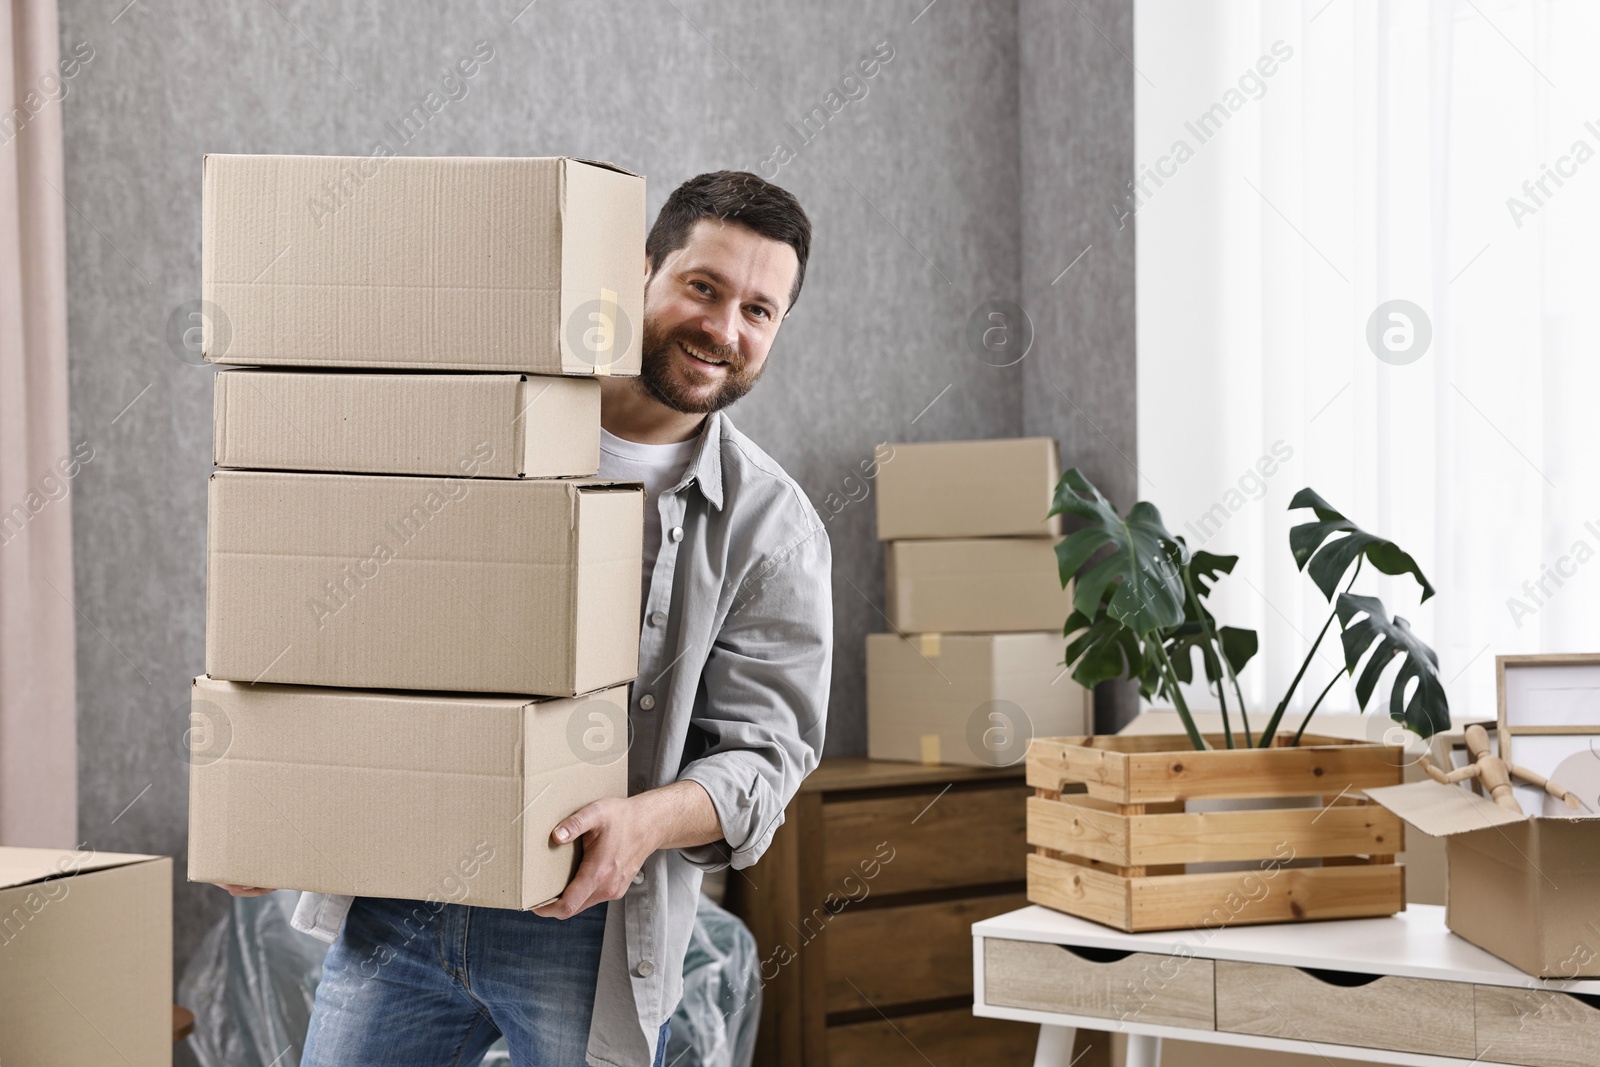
[532,780,721,920]
[219,884,276,897]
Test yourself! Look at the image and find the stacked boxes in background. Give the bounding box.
[188,155,648,909]
[867,438,1090,767]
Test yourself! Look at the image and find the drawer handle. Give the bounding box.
[1059,945,1135,964]
[1297,967,1383,988]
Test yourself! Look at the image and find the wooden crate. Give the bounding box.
[1025,733,1407,932]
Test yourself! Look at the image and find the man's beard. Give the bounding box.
[637,319,763,415]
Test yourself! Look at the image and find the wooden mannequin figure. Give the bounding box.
[1419,724,1584,814]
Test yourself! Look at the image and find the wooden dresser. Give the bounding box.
[725,758,1039,1066]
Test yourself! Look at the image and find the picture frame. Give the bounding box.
[1497,654,1600,815]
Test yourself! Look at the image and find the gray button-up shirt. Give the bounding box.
[291,409,834,1066]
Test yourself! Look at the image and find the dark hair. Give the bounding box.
[646,171,812,314]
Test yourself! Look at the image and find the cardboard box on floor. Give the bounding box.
[875,437,1062,540]
[202,154,644,375]
[187,677,628,908]
[214,369,601,478]
[1367,778,1600,976]
[205,470,643,696]
[0,848,171,1066]
[884,537,1071,632]
[866,632,1089,767]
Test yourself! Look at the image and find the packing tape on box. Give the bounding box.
[919,734,941,765]
[919,633,941,657]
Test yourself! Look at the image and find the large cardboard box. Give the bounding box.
[0,848,171,1066]
[1367,779,1600,976]
[187,677,627,907]
[875,437,1062,540]
[205,470,643,696]
[884,537,1070,632]
[214,369,601,478]
[202,154,644,375]
[866,631,1089,767]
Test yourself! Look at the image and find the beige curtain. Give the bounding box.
[0,0,76,847]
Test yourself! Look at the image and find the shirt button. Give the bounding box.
[649,611,667,627]
[633,870,645,885]
[636,959,656,978]
[668,526,683,543]
[638,693,656,711]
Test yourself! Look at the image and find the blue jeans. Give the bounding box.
[302,896,668,1066]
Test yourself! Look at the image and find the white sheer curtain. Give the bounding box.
[1135,0,1600,726]
[1,0,76,845]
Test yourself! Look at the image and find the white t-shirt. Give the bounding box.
[599,427,700,602]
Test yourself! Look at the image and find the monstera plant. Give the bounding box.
[1052,470,1449,750]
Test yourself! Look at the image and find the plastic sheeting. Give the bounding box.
[661,894,762,1067]
[180,892,761,1067]
[178,891,325,1067]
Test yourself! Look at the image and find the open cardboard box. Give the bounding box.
[1367,779,1600,977]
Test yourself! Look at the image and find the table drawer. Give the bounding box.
[983,937,1214,1029]
[1216,960,1474,1058]
[821,784,1026,896]
[1476,984,1600,1067]
[825,893,1027,1013]
[826,1006,1035,1067]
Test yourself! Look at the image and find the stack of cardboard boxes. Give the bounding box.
[865,437,1091,767]
[188,154,649,910]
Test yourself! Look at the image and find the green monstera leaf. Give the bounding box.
[1061,596,1152,693]
[1162,549,1259,688]
[1334,593,1450,738]
[1289,489,1436,602]
[1050,469,1186,637]
[1165,625,1258,688]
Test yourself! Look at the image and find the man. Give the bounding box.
[224,171,833,1066]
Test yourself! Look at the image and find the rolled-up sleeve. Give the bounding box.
[678,517,832,871]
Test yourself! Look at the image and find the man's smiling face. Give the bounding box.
[637,217,800,415]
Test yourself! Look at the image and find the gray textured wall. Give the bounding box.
[1020,0,1140,729]
[56,0,1132,1035]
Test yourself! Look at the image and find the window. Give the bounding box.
[1135,0,1600,721]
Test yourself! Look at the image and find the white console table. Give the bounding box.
[973,904,1600,1067]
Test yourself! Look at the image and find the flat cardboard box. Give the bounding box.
[0,848,171,1066]
[884,537,1071,632]
[205,470,642,696]
[875,437,1062,540]
[866,631,1089,767]
[1367,779,1600,976]
[187,676,628,907]
[202,154,644,375]
[214,369,601,478]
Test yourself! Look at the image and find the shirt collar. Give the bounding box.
[672,412,725,511]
